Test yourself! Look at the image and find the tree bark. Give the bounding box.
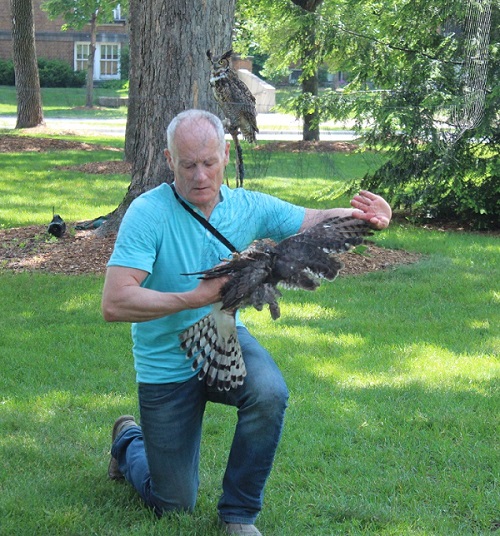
[124,0,139,163]
[85,12,97,108]
[10,0,44,128]
[292,0,322,141]
[302,72,320,141]
[99,0,235,235]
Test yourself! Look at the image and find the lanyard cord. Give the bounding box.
[170,183,239,254]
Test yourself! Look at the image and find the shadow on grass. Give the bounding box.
[0,229,498,534]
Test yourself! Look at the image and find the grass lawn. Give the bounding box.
[0,139,128,228]
[0,85,128,119]
[0,132,498,535]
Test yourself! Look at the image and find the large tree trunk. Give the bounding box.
[98,0,235,236]
[10,0,44,128]
[85,12,97,108]
[124,0,139,163]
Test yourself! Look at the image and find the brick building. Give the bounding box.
[0,0,128,81]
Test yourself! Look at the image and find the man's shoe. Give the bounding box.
[220,521,262,535]
[108,415,137,480]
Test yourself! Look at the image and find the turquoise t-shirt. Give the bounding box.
[107,182,306,383]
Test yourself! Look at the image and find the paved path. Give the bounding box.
[0,113,358,141]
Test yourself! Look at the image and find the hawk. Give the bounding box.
[207,49,259,187]
[180,216,375,391]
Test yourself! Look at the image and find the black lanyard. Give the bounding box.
[170,183,239,254]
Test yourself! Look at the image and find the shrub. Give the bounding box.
[119,45,129,80]
[37,58,85,88]
[0,59,15,85]
[100,79,128,90]
[0,58,85,88]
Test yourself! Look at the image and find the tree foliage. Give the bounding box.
[236,0,328,140]
[237,0,499,228]
[41,0,128,107]
[333,0,499,229]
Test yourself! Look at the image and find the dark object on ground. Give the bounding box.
[47,214,66,238]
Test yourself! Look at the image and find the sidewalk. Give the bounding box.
[0,113,358,141]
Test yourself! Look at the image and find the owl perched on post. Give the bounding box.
[180,216,375,391]
[207,49,259,187]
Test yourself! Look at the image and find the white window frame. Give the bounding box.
[74,42,121,80]
[75,42,90,72]
[99,43,121,79]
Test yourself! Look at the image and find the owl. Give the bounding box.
[180,216,375,391]
[207,49,259,186]
[207,49,259,142]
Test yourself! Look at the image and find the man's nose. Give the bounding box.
[193,165,208,182]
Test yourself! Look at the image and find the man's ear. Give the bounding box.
[224,142,230,166]
[164,149,174,171]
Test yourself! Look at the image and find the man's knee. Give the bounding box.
[243,374,289,424]
[151,491,197,517]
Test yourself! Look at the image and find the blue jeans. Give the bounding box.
[111,327,289,524]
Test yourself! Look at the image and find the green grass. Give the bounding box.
[0,135,383,228]
[243,144,384,205]
[0,134,498,535]
[0,85,128,118]
[0,141,128,227]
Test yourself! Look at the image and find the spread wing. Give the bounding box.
[179,216,374,390]
[198,244,274,310]
[273,216,372,290]
[192,216,373,313]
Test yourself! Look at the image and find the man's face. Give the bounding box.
[165,119,230,217]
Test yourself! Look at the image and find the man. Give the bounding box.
[102,109,391,535]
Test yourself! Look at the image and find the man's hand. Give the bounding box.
[188,275,229,309]
[351,190,392,230]
[102,266,229,323]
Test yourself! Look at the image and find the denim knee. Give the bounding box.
[240,372,289,427]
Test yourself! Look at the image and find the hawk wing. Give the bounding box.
[198,242,274,310]
[180,216,374,390]
[273,216,372,289]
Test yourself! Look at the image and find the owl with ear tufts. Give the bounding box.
[179,216,375,391]
[207,49,259,187]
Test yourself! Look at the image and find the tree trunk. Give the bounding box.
[291,0,322,142]
[85,12,97,108]
[10,0,44,128]
[98,0,235,236]
[302,72,319,141]
[124,0,139,163]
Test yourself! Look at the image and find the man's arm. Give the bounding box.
[300,190,392,232]
[101,266,226,323]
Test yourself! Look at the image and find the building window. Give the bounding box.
[75,43,89,72]
[100,44,120,77]
[74,42,121,80]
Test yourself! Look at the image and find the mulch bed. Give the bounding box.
[0,223,421,276]
[0,134,422,275]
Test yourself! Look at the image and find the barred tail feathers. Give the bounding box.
[179,304,246,391]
